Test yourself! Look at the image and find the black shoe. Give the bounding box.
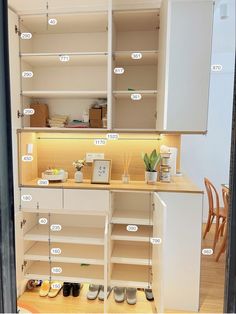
[72,283,83,297]
[63,282,72,297]
[144,288,154,301]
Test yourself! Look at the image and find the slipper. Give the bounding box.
[87,284,100,300]
[98,286,112,301]
[126,287,137,305]
[144,288,154,301]
[72,283,83,297]
[48,281,63,298]
[39,280,50,297]
[114,287,125,303]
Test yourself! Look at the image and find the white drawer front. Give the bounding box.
[64,190,109,213]
[21,188,63,210]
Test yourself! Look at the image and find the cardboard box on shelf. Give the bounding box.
[102,106,107,118]
[89,108,102,120]
[90,119,103,128]
[30,103,49,127]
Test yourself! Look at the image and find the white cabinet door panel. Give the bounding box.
[64,189,109,213]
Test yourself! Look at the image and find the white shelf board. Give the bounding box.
[111,242,152,265]
[20,13,108,34]
[111,210,153,226]
[24,225,104,245]
[113,90,157,99]
[24,242,104,265]
[25,261,104,285]
[22,208,107,216]
[110,264,151,288]
[22,91,107,99]
[111,224,153,242]
[114,50,158,66]
[21,53,107,67]
[114,11,159,32]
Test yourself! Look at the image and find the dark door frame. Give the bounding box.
[0,0,235,313]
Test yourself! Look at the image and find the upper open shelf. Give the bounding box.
[22,91,107,99]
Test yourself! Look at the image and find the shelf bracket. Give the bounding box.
[21,261,27,272]
[17,110,24,119]
[15,25,21,36]
[20,219,26,229]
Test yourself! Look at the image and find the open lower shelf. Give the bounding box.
[110,264,152,288]
[24,225,104,245]
[21,91,107,99]
[25,261,104,284]
[111,210,153,225]
[113,90,157,99]
[21,53,108,67]
[24,242,104,265]
[114,50,158,66]
[111,224,153,242]
[111,241,152,265]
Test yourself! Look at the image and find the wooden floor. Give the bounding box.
[18,224,226,313]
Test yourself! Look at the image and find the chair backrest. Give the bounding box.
[222,186,229,215]
[204,177,220,215]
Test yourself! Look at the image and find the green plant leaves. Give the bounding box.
[142,149,161,172]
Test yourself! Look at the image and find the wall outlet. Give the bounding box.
[86,153,104,163]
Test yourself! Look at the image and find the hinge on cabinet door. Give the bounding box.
[21,261,27,272]
[17,110,24,119]
[15,25,21,36]
[20,219,26,229]
[154,112,157,120]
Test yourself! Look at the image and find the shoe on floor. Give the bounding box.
[126,287,137,305]
[72,283,83,297]
[39,280,50,297]
[144,288,154,301]
[63,282,72,297]
[114,287,125,303]
[98,286,112,301]
[87,284,100,300]
[48,281,63,298]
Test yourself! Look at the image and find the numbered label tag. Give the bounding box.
[21,195,32,202]
[51,248,62,255]
[22,71,33,78]
[51,224,62,232]
[211,64,223,72]
[114,67,125,75]
[106,133,119,140]
[51,282,62,289]
[126,225,138,232]
[23,108,35,116]
[48,18,58,25]
[21,32,32,40]
[131,93,142,101]
[22,155,33,162]
[131,52,142,60]
[37,179,49,186]
[51,267,62,274]
[150,237,162,245]
[59,55,70,62]
[94,139,107,146]
[39,218,48,225]
[202,248,213,256]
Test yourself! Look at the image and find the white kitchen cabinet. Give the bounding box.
[153,192,203,312]
[157,0,213,132]
[20,188,63,210]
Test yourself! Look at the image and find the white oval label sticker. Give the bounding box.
[106,133,119,140]
[59,55,70,62]
[48,18,58,26]
[131,52,142,60]
[51,248,62,255]
[51,224,62,232]
[22,155,33,162]
[126,225,138,232]
[23,108,35,116]
[22,71,33,78]
[131,93,142,101]
[202,248,213,255]
[114,67,125,75]
[150,237,162,245]
[39,218,48,225]
[94,139,107,146]
[51,267,62,274]
[21,195,32,202]
[37,179,49,186]
[21,32,32,40]
[51,282,62,289]
[211,64,223,72]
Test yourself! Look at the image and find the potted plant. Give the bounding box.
[142,149,161,184]
[73,159,86,183]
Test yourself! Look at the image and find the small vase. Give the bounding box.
[74,171,83,183]
[145,171,158,184]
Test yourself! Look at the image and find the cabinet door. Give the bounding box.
[152,192,167,313]
[157,0,213,132]
[20,188,63,210]
[64,189,109,213]
[15,211,24,297]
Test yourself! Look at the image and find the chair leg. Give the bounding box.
[213,216,220,250]
[203,213,213,239]
[216,230,227,262]
[220,219,226,236]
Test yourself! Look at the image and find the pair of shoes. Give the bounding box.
[63,282,83,297]
[26,280,42,290]
[87,285,112,301]
[144,288,154,301]
[39,280,63,298]
[114,287,137,305]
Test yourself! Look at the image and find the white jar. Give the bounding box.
[82,111,89,123]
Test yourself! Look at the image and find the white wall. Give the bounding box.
[181,0,235,222]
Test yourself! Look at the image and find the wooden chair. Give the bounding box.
[203,178,227,250]
[215,187,229,262]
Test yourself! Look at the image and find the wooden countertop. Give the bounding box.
[21,175,203,194]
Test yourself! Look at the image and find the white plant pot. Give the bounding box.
[74,171,83,183]
[145,171,158,184]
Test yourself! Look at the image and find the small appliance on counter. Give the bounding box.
[42,168,68,182]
